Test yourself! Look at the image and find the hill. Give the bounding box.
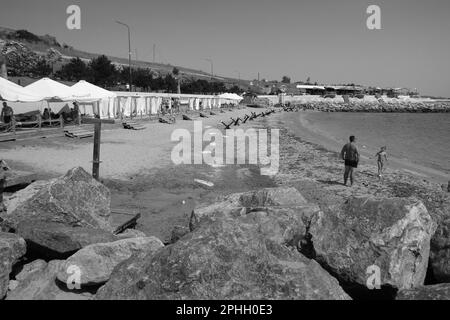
[0,26,245,86]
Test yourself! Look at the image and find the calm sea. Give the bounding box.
[273,112,450,181]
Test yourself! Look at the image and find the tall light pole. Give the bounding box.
[205,58,213,80]
[115,20,132,92]
[234,70,240,83]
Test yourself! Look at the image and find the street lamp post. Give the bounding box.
[115,20,132,92]
[205,58,213,80]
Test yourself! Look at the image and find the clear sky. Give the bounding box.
[1,0,449,96]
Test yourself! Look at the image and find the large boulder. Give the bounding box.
[190,187,309,230]
[16,221,117,259]
[2,167,112,231]
[190,187,320,254]
[0,232,26,298]
[96,214,350,300]
[427,193,450,282]
[6,260,93,300]
[309,197,436,291]
[396,284,450,300]
[57,237,164,286]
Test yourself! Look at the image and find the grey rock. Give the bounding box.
[16,221,116,259]
[115,229,147,240]
[309,196,436,290]
[57,237,164,286]
[170,225,190,243]
[6,260,93,300]
[15,259,47,281]
[2,167,112,231]
[190,187,309,230]
[397,284,450,300]
[0,232,26,298]
[96,215,349,300]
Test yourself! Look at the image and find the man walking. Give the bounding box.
[341,135,359,186]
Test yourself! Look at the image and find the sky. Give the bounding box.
[1,0,449,96]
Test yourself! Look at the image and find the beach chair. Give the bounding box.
[122,121,145,130]
[64,128,94,139]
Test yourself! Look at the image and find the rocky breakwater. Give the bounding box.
[96,187,350,300]
[95,186,436,300]
[1,167,164,300]
[294,101,450,113]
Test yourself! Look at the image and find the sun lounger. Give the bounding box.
[122,121,146,130]
[64,128,94,139]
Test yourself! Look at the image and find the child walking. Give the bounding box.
[375,146,388,179]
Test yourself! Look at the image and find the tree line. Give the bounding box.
[55,55,242,94]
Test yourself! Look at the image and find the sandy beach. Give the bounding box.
[1,108,276,242]
[1,107,448,244]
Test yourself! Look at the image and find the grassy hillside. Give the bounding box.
[0,26,246,85]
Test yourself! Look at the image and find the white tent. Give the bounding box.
[71,80,117,118]
[219,93,243,101]
[25,78,86,101]
[0,77,44,102]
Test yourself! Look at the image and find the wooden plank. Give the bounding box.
[113,213,141,235]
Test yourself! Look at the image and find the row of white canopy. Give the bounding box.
[1,77,243,118]
[0,77,244,104]
[0,77,116,103]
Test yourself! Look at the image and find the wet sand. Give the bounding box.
[273,111,450,185]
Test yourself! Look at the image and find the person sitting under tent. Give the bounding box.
[1,102,14,124]
[42,108,51,120]
[72,102,80,122]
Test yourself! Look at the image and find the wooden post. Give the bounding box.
[83,118,115,181]
[92,122,101,180]
[37,114,42,131]
[60,114,64,129]
[12,116,16,135]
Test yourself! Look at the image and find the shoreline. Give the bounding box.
[2,106,448,241]
[270,110,449,186]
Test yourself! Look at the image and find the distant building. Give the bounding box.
[296,85,326,95]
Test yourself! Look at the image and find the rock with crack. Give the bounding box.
[396,284,450,300]
[0,232,27,298]
[170,225,190,244]
[6,260,93,300]
[115,229,147,240]
[190,187,309,230]
[95,214,350,300]
[2,167,112,231]
[56,237,164,286]
[309,196,437,291]
[15,221,117,259]
[427,193,450,283]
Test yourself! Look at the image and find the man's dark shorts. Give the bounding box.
[3,116,11,124]
[345,160,358,168]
